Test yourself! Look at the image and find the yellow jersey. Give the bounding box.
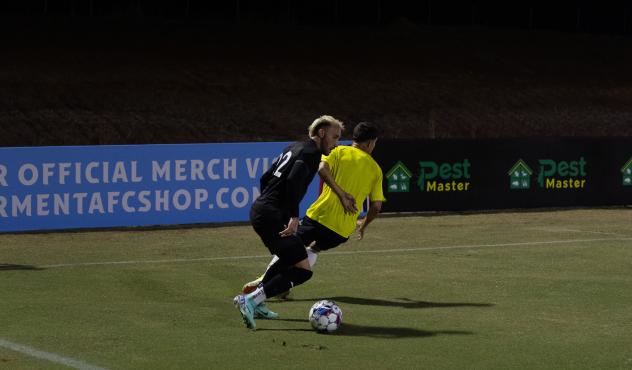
[306,145,385,237]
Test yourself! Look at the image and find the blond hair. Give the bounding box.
[308,115,344,137]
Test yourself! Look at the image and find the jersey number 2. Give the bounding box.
[273,152,292,178]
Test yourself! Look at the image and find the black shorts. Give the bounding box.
[249,201,307,265]
[296,216,348,251]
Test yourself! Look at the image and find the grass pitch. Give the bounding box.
[1,209,631,369]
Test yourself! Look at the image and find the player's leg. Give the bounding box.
[301,217,349,268]
[247,255,289,318]
[243,216,318,296]
[247,236,312,302]
[241,255,279,294]
[295,217,320,268]
[251,219,345,301]
[237,235,313,327]
[247,251,314,300]
[262,218,320,299]
[243,236,313,319]
[254,216,345,292]
[235,204,282,329]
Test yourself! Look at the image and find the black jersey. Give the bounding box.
[255,139,321,218]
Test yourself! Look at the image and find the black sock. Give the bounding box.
[263,267,313,298]
[262,259,287,284]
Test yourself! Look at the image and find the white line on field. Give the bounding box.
[526,227,626,237]
[42,254,272,268]
[327,237,632,256]
[0,338,107,370]
[40,237,632,269]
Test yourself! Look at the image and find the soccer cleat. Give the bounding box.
[254,303,279,319]
[242,275,264,294]
[233,294,257,330]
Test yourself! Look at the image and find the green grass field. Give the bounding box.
[1,209,632,370]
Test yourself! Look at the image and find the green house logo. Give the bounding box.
[386,161,413,193]
[622,158,632,186]
[508,159,533,190]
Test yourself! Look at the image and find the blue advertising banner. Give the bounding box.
[0,142,322,233]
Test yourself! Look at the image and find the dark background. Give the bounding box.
[2,1,631,32]
[2,1,632,146]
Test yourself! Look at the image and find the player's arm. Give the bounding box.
[259,164,274,191]
[318,162,357,214]
[358,168,386,240]
[357,200,382,240]
[279,159,310,237]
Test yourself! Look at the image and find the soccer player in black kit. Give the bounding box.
[234,115,346,330]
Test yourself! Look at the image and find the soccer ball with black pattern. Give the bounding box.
[308,300,342,332]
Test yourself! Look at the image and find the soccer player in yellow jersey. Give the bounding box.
[242,122,385,302]
[305,122,384,243]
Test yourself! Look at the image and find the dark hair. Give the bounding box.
[352,122,380,142]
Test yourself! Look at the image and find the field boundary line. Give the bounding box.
[0,338,107,370]
[328,237,632,256]
[43,254,272,268]
[525,227,626,237]
[40,237,632,269]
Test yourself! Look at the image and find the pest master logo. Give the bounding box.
[385,160,472,193]
[537,157,587,189]
[417,159,471,192]
[508,157,587,190]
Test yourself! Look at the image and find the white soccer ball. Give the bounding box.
[308,300,342,332]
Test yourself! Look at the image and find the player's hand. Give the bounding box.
[356,219,366,240]
[279,217,299,237]
[357,227,366,240]
[339,192,357,215]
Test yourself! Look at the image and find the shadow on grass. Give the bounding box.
[278,296,494,309]
[0,264,43,271]
[259,318,473,338]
